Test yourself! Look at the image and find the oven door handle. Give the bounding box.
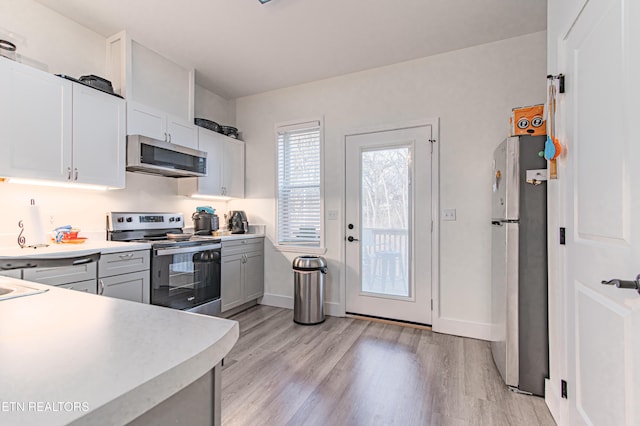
[154,243,221,256]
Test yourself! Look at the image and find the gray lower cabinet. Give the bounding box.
[0,270,22,279]
[221,253,244,310]
[23,262,98,294]
[98,250,150,303]
[221,238,264,312]
[59,279,97,294]
[244,251,265,301]
[5,249,150,302]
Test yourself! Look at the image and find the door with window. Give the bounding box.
[345,125,433,324]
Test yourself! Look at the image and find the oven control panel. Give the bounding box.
[108,212,184,231]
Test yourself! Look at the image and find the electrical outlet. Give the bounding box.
[442,209,456,221]
[327,210,339,220]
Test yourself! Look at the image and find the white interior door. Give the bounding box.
[562,0,640,424]
[345,125,433,325]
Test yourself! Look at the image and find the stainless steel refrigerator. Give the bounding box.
[491,135,548,396]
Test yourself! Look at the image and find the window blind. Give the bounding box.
[277,121,321,246]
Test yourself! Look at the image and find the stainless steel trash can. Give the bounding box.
[293,256,327,325]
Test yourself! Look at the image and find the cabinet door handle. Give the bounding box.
[168,133,172,143]
[67,167,72,180]
[164,132,168,142]
[99,279,105,295]
[74,168,78,181]
[119,253,134,259]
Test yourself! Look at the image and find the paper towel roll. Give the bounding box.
[21,199,46,246]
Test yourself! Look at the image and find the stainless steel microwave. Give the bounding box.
[126,135,207,178]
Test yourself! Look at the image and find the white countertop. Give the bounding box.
[0,232,264,259]
[0,240,151,259]
[0,277,239,426]
[218,233,264,242]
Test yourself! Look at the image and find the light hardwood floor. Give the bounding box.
[221,306,555,426]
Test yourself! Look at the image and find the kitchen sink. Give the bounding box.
[0,282,48,301]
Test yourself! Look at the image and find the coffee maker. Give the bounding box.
[227,211,248,234]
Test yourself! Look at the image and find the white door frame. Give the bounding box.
[339,118,440,330]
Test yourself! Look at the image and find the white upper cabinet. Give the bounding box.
[72,84,126,188]
[223,137,245,198]
[127,101,166,141]
[107,32,198,149]
[0,57,126,188]
[178,127,245,198]
[167,115,198,149]
[127,101,198,149]
[195,127,224,195]
[0,57,72,181]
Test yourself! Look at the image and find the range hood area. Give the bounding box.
[126,135,207,178]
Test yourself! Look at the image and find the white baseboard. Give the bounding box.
[324,301,343,317]
[259,293,342,317]
[435,316,492,340]
[545,379,566,426]
[260,293,293,309]
[260,296,491,338]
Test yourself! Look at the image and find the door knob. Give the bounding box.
[347,236,359,242]
[601,274,640,294]
[348,224,354,229]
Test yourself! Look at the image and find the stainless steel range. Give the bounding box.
[107,212,221,316]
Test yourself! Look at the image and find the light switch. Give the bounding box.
[443,209,456,221]
[327,210,339,220]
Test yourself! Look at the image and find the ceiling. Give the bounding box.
[35,0,547,99]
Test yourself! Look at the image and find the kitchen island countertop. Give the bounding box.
[0,276,239,425]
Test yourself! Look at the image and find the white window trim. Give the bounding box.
[274,117,325,252]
